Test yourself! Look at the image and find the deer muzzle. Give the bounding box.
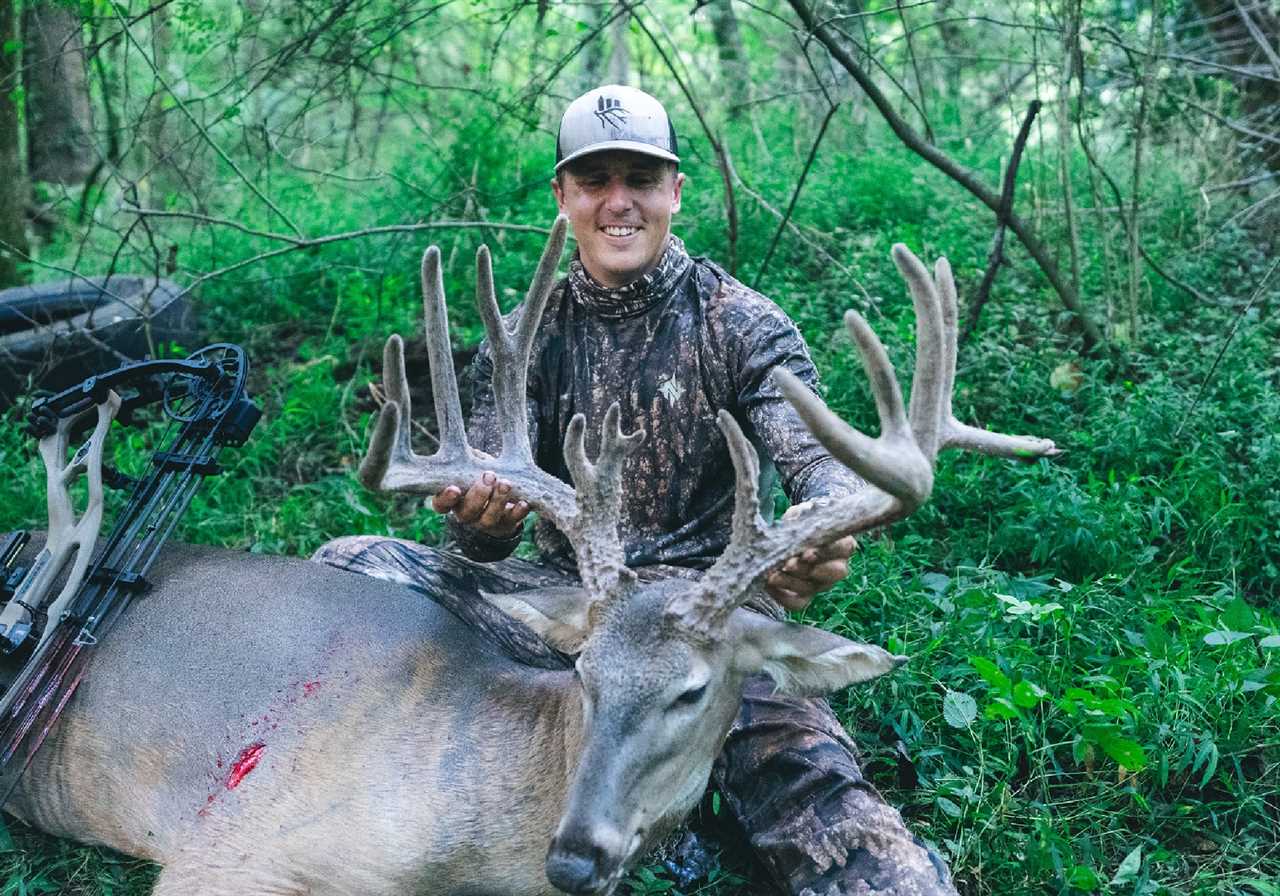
[545,821,628,895]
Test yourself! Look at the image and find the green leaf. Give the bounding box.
[984,697,1022,720]
[1099,735,1147,770]
[969,656,1011,692]
[1193,738,1219,786]
[920,572,951,594]
[1143,623,1171,654]
[1222,596,1255,631]
[1203,630,1251,646]
[1259,634,1280,649]
[1110,845,1142,886]
[1067,864,1101,891]
[935,796,962,817]
[1012,680,1047,708]
[942,690,977,728]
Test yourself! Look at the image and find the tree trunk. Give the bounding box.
[607,11,630,85]
[0,0,28,287]
[22,0,93,185]
[708,0,750,116]
[580,2,606,90]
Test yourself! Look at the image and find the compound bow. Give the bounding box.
[0,344,261,803]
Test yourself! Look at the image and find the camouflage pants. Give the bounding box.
[312,536,955,896]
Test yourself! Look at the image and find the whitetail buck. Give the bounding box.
[2,217,1055,895]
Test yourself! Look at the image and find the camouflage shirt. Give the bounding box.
[449,235,864,572]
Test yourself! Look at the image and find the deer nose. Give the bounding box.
[545,825,623,894]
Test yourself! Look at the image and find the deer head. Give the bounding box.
[360,216,1057,895]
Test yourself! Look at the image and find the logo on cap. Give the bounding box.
[594,95,628,130]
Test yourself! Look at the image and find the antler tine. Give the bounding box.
[360,232,571,501]
[665,411,768,633]
[359,246,472,492]
[894,244,947,464]
[935,257,959,423]
[358,335,412,491]
[931,258,1061,459]
[668,243,1060,637]
[562,403,645,597]
[475,216,568,465]
[515,214,570,353]
[424,246,469,458]
[362,218,647,604]
[775,311,933,505]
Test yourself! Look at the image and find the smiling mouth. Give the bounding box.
[601,225,640,237]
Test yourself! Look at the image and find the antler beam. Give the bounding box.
[668,244,1059,636]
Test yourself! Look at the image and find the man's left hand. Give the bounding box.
[765,503,858,611]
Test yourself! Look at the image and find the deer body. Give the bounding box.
[6,540,596,895]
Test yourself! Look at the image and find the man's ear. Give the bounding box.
[670,171,685,215]
[551,175,567,212]
[482,586,592,654]
[731,610,907,697]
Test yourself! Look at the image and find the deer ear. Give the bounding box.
[482,587,593,654]
[731,612,907,697]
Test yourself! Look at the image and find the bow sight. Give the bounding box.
[0,344,260,802]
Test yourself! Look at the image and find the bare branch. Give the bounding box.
[961,99,1042,341]
[786,0,1107,352]
[109,3,303,238]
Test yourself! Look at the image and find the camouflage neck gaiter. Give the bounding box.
[568,235,693,320]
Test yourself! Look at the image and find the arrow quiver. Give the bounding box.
[0,344,261,804]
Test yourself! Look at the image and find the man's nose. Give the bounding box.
[602,179,633,212]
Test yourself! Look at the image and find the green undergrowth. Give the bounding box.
[0,110,1275,896]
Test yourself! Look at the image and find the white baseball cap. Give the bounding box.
[555,85,680,172]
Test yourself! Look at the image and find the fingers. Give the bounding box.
[483,496,530,537]
[765,533,858,610]
[430,485,463,514]
[455,472,499,523]
[822,534,858,560]
[433,472,530,537]
[767,581,811,610]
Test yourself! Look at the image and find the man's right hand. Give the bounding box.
[431,471,530,538]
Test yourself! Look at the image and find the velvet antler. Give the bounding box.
[666,244,1059,636]
[360,215,644,600]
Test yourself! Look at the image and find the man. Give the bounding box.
[316,85,955,896]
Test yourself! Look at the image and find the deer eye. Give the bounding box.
[672,684,706,709]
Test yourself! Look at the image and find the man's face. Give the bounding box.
[551,151,685,289]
